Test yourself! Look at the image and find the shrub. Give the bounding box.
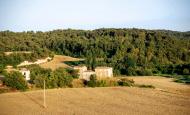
[117,78,134,86]
[127,67,137,76]
[183,68,189,75]
[173,75,190,84]
[136,84,155,88]
[96,78,119,87]
[4,71,28,91]
[34,75,46,88]
[29,65,52,84]
[96,80,107,87]
[144,69,153,76]
[137,69,153,76]
[71,79,86,88]
[66,68,79,79]
[87,74,97,87]
[54,68,73,87]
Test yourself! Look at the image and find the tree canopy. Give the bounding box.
[0,28,190,75]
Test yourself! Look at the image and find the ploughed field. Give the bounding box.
[0,76,190,115]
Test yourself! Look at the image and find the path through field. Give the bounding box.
[0,76,189,115]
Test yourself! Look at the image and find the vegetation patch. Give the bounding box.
[173,75,190,84]
[3,71,28,91]
[86,75,135,87]
[157,73,190,84]
[117,78,134,86]
[136,84,155,89]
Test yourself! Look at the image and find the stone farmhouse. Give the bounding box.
[73,66,113,80]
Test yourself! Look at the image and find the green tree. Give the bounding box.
[4,71,28,91]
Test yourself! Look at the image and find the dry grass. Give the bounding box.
[128,76,190,96]
[40,55,84,70]
[0,76,190,115]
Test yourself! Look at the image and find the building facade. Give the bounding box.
[82,70,95,81]
[73,66,87,78]
[73,66,113,80]
[95,67,113,78]
[19,68,30,81]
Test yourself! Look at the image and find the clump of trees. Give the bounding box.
[29,65,78,88]
[3,71,28,91]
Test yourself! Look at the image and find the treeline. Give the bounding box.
[0,28,190,75]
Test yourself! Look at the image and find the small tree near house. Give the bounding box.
[4,71,28,91]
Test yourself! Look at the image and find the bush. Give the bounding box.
[117,78,134,86]
[144,69,153,76]
[65,68,79,79]
[173,75,190,84]
[71,79,86,88]
[29,65,52,84]
[54,68,73,87]
[34,75,46,88]
[136,84,155,88]
[4,71,28,91]
[96,80,107,87]
[87,74,97,87]
[127,67,137,76]
[137,69,153,76]
[98,79,119,87]
[183,68,189,75]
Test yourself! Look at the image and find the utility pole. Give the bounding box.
[43,80,46,108]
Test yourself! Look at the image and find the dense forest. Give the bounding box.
[0,28,190,75]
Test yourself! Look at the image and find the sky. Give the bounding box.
[0,0,189,32]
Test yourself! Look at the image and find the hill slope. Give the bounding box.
[0,29,190,75]
[0,76,189,115]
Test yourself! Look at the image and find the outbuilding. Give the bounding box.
[19,68,30,81]
[95,67,113,78]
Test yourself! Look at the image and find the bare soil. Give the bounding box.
[0,76,189,115]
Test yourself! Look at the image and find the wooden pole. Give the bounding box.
[43,80,46,108]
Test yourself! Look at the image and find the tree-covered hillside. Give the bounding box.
[0,28,190,75]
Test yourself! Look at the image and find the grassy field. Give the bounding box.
[0,76,189,115]
[39,55,84,70]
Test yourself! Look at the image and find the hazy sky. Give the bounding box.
[0,0,189,32]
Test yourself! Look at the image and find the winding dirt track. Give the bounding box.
[0,76,190,115]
